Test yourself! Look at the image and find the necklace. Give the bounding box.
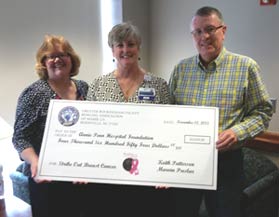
[114,69,144,99]
[48,80,77,100]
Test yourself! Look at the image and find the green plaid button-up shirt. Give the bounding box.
[169,47,273,144]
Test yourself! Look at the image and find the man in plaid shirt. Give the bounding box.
[169,6,273,217]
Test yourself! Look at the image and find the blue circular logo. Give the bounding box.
[58,106,79,126]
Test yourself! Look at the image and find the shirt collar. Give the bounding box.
[197,47,227,73]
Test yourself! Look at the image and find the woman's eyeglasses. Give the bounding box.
[45,53,69,61]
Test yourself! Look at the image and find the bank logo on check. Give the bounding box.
[58,106,79,127]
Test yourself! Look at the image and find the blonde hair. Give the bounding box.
[35,35,81,80]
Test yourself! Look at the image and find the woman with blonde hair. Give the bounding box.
[12,35,88,217]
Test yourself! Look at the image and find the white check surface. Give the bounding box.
[37,100,218,190]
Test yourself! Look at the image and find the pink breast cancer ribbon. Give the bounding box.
[130,159,139,175]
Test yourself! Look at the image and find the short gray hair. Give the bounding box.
[194,6,224,24]
[108,22,142,48]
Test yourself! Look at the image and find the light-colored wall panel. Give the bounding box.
[0,0,102,125]
[150,0,279,131]
[1,0,278,131]
[122,0,150,72]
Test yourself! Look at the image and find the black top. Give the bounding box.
[12,79,88,175]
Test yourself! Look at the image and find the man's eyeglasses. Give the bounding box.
[45,53,69,61]
[191,25,224,37]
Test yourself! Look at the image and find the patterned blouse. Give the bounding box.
[12,79,88,157]
[87,72,170,104]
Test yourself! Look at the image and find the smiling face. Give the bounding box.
[44,44,72,81]
[191,14,226,65]
[112,38,140,69]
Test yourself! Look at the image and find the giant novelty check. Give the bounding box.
[37,100,219,190]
